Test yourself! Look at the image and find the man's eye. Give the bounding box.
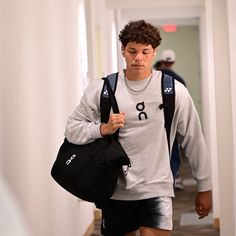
[129,51,136,54]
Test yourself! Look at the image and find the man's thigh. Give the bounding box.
[140,227,171,236]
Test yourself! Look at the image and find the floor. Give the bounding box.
[89,157,220,236]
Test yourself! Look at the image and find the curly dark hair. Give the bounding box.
[119,20,162,49]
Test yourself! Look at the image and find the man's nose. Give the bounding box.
[134,52,143,61]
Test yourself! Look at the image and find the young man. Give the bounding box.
[65,20,212,236]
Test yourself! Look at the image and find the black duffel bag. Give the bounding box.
[51,136,130,207]
[51,76,130,207]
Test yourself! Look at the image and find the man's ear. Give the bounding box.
[121,46,125,56]
[154,48,157,56]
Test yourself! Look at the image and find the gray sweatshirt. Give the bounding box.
[65,70,211,200]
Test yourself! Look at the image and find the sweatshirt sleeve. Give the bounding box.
[174,83,212,192]
[64,79,104,144]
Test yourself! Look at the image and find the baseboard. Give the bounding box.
[83,209,101,236]
[94,208,102,220]
[83,221,94,236]
[213,218,220,229]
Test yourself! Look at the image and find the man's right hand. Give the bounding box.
[100,112,125,136]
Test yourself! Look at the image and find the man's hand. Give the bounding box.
[195,190,212,219]
[100,112,125,136]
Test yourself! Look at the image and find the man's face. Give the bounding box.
[122,42,157,75]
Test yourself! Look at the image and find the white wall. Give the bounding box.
[211,0,235,235]
[0,0,94,235]
[227,0,236,232]
[85,0,115,80]
[200,0,220,223]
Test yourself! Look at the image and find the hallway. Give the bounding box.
[90,158,220,236]
[1,1,236,235]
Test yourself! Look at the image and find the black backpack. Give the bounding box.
[101,72,180,181]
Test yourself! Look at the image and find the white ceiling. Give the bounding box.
[106,0,204,26]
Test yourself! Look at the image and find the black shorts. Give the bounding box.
[101,197,172,236]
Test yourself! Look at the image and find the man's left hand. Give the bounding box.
[195,190,212,219]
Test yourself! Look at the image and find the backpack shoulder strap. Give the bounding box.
[161,73,175,152]
[100,72,119,123]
